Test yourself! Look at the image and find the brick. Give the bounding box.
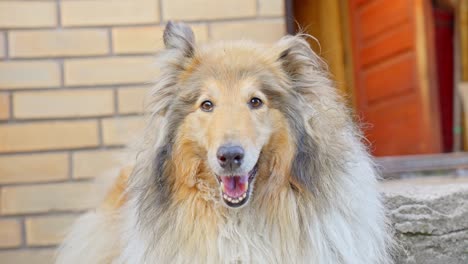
[73,149,124,179]
[113,26,164,54]
[0,61,60,90]
[9,29,109,58]
[0,92,9,120]
[163,0,256,20]
[0,220,21,248]
[102,116,144,145]
[0,2,56,28]
[0,153,68,184]
[1,182,97,215]
[61,0,159,27]
[0,249,54,264]
[258,0,284,16]
[64,57,156,86]
[210,20,286,43]
[0,121,99,153]
[0,33,5,58]
[26,215,77,246]
[117,86,149,114]
[0,153,67,184]
[13,89,114,119]
[112,24,208,54]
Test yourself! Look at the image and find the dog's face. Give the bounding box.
[170,39,288,208]
[184,76,275,208]
[158,22,323,209]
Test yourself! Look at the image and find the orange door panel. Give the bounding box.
[348,0,442,155]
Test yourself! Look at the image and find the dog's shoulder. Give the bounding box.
[101,165,132,211]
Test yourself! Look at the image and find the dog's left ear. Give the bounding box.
[276,35,325,82]
[163,21,195,57]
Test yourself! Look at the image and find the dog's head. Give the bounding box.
[148,22,347,209]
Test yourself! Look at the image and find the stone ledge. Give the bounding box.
[382,176,468,264]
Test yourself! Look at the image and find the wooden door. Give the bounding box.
[348,0,442,156]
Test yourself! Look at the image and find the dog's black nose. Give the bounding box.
[217,145,244,170]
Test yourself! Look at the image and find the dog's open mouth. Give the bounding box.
[217,165,258,208]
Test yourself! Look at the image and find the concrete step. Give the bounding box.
[381,176,468,263]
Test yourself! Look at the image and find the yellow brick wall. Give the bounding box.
[0,0,285,262]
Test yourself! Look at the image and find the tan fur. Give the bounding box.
[56,22,393,264]
[101,166,131,211]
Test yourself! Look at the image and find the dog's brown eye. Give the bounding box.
[249,97,263,109]
[200,100,214,112]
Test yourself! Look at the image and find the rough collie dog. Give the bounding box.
[57,22,392,264]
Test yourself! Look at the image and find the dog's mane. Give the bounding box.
[122,30,392,262]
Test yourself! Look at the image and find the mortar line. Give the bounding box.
[0,112,142,124]
[4,31,9,60]
[0,84,153,93]
[107,28,114,55]
[0,17,282,31]
[5,53,157,60]
[19,217,27,248]
[0,178,92,188]
[0,145,124,157]
[68,151,73,180]
[113,87,119,115]
[58,58,65,87]
[1,211,83,220]
[56,0,62,28]
[8,91,14,121]
[158,0,164,25]
[256,0,261,17]
[97,118,104,148]
[0,245,58,252]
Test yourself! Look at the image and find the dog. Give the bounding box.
[56,22,393,264]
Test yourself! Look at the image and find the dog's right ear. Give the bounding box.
[163,21,195,57]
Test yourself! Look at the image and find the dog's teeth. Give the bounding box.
[223,192,249,204]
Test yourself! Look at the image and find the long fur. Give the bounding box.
[56,22,393,264]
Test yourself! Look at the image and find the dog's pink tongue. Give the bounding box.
[221,175,248,198]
